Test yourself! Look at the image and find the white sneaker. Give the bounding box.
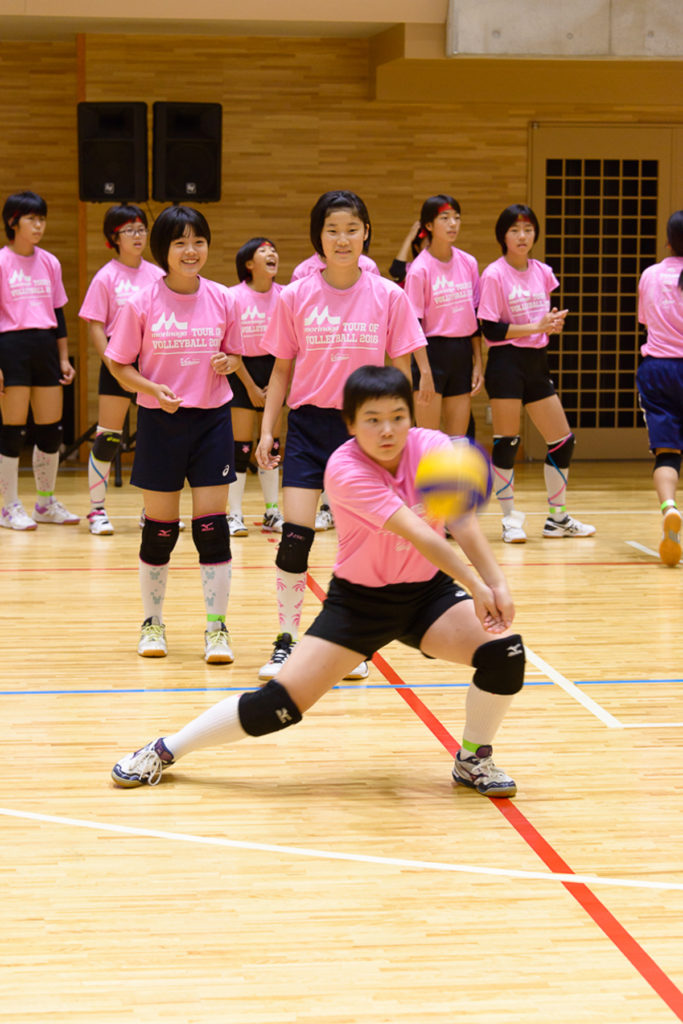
[543,514,596,538]
[111,738,175,788]
[137,616,167,657]
[87,507,114,535]
[258,632,296,681]
[228,512,248,537]
[344,661,369,680]
[33,498,79,525]
[204,623,235,664]
[315,504,334,531]
[0,501,37,531]
[502,510,526,543]
[262,508,284,533]
[452,746,517,798]
[659,506,681,567]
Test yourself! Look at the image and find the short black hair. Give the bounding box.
[150,206,211,272]
[342,365,414,426]
[3,191,48,240]
[667,210,683,290]
[235,237,277,282]
[419,194,461,244]
[495,204,540,254]
[309,190,371,258]
[102,204,148,253]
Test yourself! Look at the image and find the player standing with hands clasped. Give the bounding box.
[112,365,523,798]
[478,204,595,543]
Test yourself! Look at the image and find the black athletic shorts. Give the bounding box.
[484,344,556,404]
[228,354,275,410]
[131,403,236,491]
[305,570,472,660]
[282,405,349,490]
[99,359,135,399]
[0,328,61,387]
[411,336,473,397]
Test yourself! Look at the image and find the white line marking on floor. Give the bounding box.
[627,540,659,558]
[2,806,680,892]
[524,646,624,729]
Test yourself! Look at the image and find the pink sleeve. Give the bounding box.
[477,268,504,321]
[403,262,426,319]
[385,287,427,358]
[261,291,299,359]
[105,300,143,364]
[78,273,109,323]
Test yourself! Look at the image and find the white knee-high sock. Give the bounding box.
[139,560,170,621]
[461,682,515,754]
[32,446,59,499]
[258,466,280,508]
[228,472,247,517]
[200,560,232,622]
[276,567,307,638]
[493,466,515,518]
[0,454,19,505]
[163,693,247,759]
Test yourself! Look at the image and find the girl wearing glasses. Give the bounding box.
[78,204,163,534]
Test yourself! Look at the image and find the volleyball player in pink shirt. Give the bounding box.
[636,209,683,566]
[79,204,164,535]
[112,365,523,798]
[291,251,380,281]
[106,206,242,664]
[405,194,482,437]
[0,191,79,530]
[254,190,434,683]
[479,203,595,543]
[226,237,283,537]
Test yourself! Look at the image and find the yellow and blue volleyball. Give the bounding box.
[415,438,493,522]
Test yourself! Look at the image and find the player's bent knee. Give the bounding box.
[0,424,26,458]
[275,522,315,574]
[492,435,520,469]
[92,430,122,462]
[33,421,63,454]
[545,432,575,469]
[233,441,253,475]
[654,450,681,475]
[139,518,180,566]
[191,513,231,564]
[238,680,303,736]
[472,634,525,695]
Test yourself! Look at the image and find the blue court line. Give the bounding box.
[1,678,681,697]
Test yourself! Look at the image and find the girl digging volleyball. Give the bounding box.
[226,237,283,538]
[78,204,163,535]
[254,190,434,683]
[404,195,482,437]
[112,365,523,798]
[0,190,79,530]
[478,204,595,543]
[636,209,683,567]
[106,205,242,663]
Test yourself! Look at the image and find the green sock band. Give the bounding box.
[36,489,53,498]
[266,502,278,510]
[661,499,678,513]
[206,614,225,624]
[550,505,566,515]
[462,738,481,755]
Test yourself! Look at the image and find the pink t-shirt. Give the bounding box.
[262,269,427,409]
[325,427,453,587]
[78,258,164,335]
[478,257,559,349]
[106,277,242,410]
[404,247,480,337]
[290,252,380,282]
[0,245,68,333]
[638,256,683,359]
[227,280,283,358]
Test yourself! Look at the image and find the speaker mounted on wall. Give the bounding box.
[77,102,148,202]
[153,102,222,203]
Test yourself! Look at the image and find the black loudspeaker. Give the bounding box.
[77,102,148,202]
[153,102,222,203]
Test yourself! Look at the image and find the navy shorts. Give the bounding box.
[228,354,275,410]
[306,570,472,660]
[411,336,473,397]
[282,405,349,490]
[484,345,556,404]
[99,359,134,399]
[0,328,61,387]
[131,403,236,492]
[636,356,683,451]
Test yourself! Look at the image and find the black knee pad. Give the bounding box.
[275,522,315,574]
[472,634,525,695]
[545,432,575,470]
[234,440,253,474]
[139,518,180,566]
[192,513,231,564]
[270,437,281,459]
[33,422,62,454]
[0,424,26,458]
[238,680,302,737]
[92,429,122,462]
[654,451,681,475]
[492,435,520,470]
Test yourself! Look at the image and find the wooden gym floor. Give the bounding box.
[0,460,681,1024]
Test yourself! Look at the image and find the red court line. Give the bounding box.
[306,571,683,1020]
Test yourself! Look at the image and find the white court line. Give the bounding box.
[2,806,682,893]
[524,646,624,729]
[620,722,683,729]
[627,540,659,558]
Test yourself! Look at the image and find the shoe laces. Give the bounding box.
[206,626,230,648]
[131,746,164,785]
[141,622,165,641]
[270,635,294,664]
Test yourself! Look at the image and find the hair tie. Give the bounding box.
[418,229,427,239]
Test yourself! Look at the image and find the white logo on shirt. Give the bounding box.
[304,305,341,328]
[434,274,451,290]
[115,280,139,296]
[151,311,189,332]
[9,270,31,286]
[241,306,266,323]
[508,285,531,301]
[179,356,200,366]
